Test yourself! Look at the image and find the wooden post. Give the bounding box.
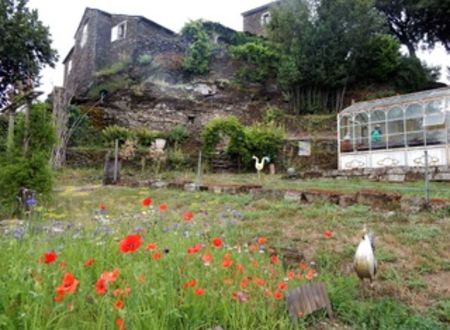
[23,99,31,156]
[51,87,69,169]
[113,139,119,183]
[6,111,15,156]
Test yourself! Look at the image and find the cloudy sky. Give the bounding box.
[28,0,449,96]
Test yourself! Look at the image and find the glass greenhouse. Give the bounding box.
[338,87,450,169]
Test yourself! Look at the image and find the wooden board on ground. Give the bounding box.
[286,282,333,319]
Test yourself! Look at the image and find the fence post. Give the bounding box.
[113,139,119,184]
[424,150,430,204]
[196,150,202,186]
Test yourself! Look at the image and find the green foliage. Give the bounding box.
[262,106,284,125]
[167,147,189,171]
[230,40,279,83]
[202,116,247,158]
[0,0,58,106]
[243,124,285,165]
[202,116,285,169]
[393,56,439,92]
[102,125,133,146]
[375,0,450,56]
[355,34,402,82]
[167,125,189,146]
[88,77,131,99]
[133,127,158,147]
[182,20,212,75]
[137,53,152,66]
[0,103,55,215]
[95,58,131,78]
[67,106,102,147]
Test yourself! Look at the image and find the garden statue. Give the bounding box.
[252,156,270,180]
[354,226,377,287]
[149,139,167,176]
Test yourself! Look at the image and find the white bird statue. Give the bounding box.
[252,156,270,180]
[354,227,377,287]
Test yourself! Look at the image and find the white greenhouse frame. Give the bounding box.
[338,87,450,169]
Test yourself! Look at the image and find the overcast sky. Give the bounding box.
[28,0,449,96]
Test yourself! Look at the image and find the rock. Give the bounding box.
[151,181,168,189]
[184,183,199,192]
[287,167,296,177]
[284,190,303,202]
[400,197,427,213]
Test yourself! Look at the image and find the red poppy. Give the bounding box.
[115,299,124,310]
[183,211,194,222]
[145,243,158,251]
[113,288,122,297]
[96,278,108,295]
[236,264,245,273]
[84,258,95,267]
[270,255,279,265]
[119,234,142,253]
[195,288,205,296]
[287,271,295,280]
[273,290,283,300]
[60,272,79,294]
[263,289,272,297]
[305,269,316,280]
[324,230,333,238]
[254,277,266,286]
[187,243,202,255]
[159,203,168,212]
[249,244,258,253]
[257,236,267,245]
[212,237,223,248]
[222,258,233,268]
[201,252,213,266]
[100,269,120,283]
[152,252,162,261]
[54,290,65,302]
[277,282,288,290]
[43,251,57,264]
[99,202,107,210]
[142,197,152,207]
[115,318,125,330]
[183,279,197,289]
[240,277,250,289]
[299,261,308,270]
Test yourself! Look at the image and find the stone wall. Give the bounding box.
[243,11,268,36]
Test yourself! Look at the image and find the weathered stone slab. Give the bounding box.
[357,190,401,209]
[284,190,303,202]
[400,197,427,213]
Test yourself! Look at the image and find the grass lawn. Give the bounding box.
[1,171,449,329]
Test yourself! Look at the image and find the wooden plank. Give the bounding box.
[286,282,333,320]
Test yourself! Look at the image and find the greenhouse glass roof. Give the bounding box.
[340,87,450,114]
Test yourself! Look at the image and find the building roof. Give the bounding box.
[62,46,74,64]
[340,87,450,115]
[74,8,176,38]
[241,1,280,17]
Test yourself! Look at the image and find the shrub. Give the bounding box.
[0,103,55,216]
[137,53,152,66]
[167,125,189,147]
[95,58,131,78]
[182,20,212,75]
[230,40,279,83]
[243,123,285,166]
[102,125,133,146]
[133,127,158,147]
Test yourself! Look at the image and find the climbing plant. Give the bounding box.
[202,116,247,159]
[202,116,285,169]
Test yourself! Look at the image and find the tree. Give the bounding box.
[269,0,387,113]
[375,0,450,57]
[0,0,58,106]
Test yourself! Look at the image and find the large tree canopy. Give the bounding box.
[0,0,57,106]
[375,0,450,57]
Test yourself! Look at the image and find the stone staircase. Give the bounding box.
[211,150,236,172]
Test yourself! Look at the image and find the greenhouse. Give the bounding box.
[338,87,450,170]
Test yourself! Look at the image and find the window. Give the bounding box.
[260,12,271,26]
[387,107,404,148]
[405,103,423,147]
[370,110,386,150]
[80,23,88,48]
[111,21,127,42]
[67,60,73,75]
[354,112,369,151]
[339,114,353,152]
[424,100,446,145]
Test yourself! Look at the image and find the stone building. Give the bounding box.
[63,8,180,98]
[242,1,280,36]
